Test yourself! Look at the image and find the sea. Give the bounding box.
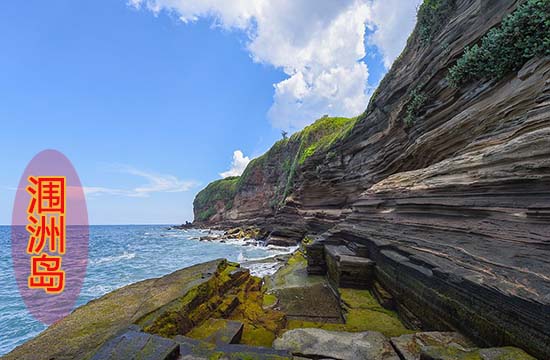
[0,225,296,355]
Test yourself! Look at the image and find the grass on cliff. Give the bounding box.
[293,116,358,165]
[447,0,550,87]
[278,116,357,206]
[193,176,239,222]
[195,116,359,221]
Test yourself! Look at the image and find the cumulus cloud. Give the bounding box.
[129,0,420,130]
[220,150,251,178]
[366,0,423,68]
[84,165,197,197]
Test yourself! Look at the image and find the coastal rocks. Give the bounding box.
[91,329,180,360]
[390,332,475,360]
[186,319,244,345]
[264,251,343,324]
[137,262,250,338]
[168,221,193,230]
[3,260,227,360]
[92,330,293,360]
[194,227,266,243]
[324,244,374,289]
[176,335,292,359]
[224,226,265,240]
[191,0,550,357]
[389,332,536,360]
[272,329,399,360]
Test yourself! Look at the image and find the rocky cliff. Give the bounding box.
[193,0,550,358]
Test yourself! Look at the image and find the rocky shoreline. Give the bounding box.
[3,237,537,359]
[188,0,550,358]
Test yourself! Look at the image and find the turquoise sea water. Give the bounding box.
[0,225,294,355]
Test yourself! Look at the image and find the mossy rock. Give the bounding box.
[285,287,413,338]
[138,261,243,338]
[3,260,226,360]
[186,318,244,345]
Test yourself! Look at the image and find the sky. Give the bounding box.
[0,0,421,225]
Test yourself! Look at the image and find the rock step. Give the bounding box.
[92,329,292,360]
[186,318,244,345]
[324,244,375,289]
[372,281,394,310]
[176,335,292,359]
[91,329,179,360]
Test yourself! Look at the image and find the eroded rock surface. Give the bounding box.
[3,260,225,360]
[273,328,399,360]
[391,332,475,360]
[192,0,550,357]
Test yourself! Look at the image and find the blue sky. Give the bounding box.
[0,0,420,224]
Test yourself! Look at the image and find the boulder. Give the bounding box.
[272,328,399,360]
[391,332,475,360]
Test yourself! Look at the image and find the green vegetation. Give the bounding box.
[194,116,359,219]
[448,0,550,87]
[416,0,457,44]
[193,176,240,222]
[278,116,358,205]
[294,116,357,164]
[404,86,428,125]
[367,0,456,111]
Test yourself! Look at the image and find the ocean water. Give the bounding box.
[0,225,295,355]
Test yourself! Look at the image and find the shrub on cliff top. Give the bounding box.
[193,176,239,222]
[416,0,457,44]
[295,116,358,165]
[447,0,550,87]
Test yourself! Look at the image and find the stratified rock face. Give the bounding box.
[193,0,550,357]
[193,116,357,230]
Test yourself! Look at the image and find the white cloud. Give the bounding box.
[84,166,197,198]
[129,0,420,130]
[220,150,251,178]
[366,0,422,68]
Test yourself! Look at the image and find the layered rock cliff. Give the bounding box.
[193,0,550,357]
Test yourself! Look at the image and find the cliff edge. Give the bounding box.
[193,0,550,357]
